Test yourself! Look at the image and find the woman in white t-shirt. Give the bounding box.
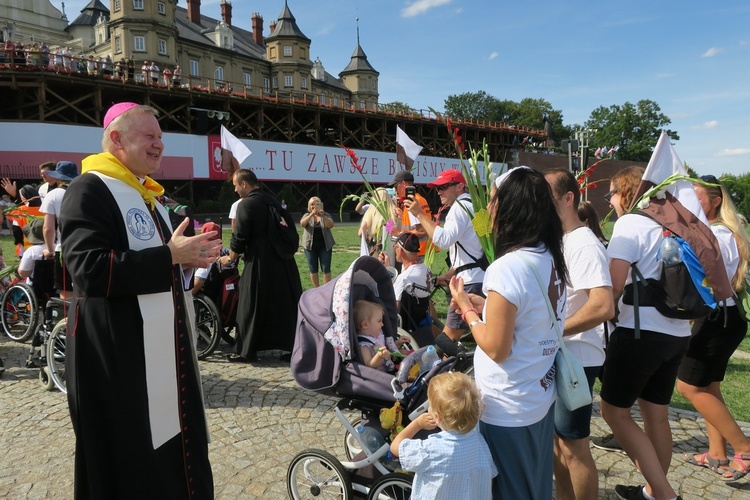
[601,166,690,500]
[450,167,568,500]
[677,177,750,480]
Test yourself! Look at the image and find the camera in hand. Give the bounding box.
[405,185,416,199]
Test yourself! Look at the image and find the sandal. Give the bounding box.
[722,453,750,481]
[683,452,730,475]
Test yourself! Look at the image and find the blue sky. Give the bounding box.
[62,0,750,176]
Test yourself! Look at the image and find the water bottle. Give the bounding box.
[659,230,683,265]
[356,425,386,455]
[419,345,440,375]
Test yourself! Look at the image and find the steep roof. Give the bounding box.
[339,44,378,75]
[174,7,266,61]
[67,0,109,28]
[265,1,311,43]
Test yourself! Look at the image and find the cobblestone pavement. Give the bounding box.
[1,335,750,499]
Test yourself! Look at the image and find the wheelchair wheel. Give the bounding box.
[193,294,222,359]
[46,318,67,394]
[287,448,352,500]
[367,472,412,500]
[1,282,39,342]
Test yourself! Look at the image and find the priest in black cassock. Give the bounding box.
[219,169,302,362]
[60,103,220,499]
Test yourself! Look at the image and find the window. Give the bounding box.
[157,2,166,14]
[133,0,144,10]
[244,73,251,86]
[114,0,121,11]
[215,66,224,82]
[263,78,270,91]
[272,76,278,88]
[189,59,199,76]
[114,36,121,54]
[301,77,307,89]
[283,46,292,57]
[158,39,167,55]
[333,97,340,107]
[134,36,145,52]
[360,101,366,110]
[284,75,293,87]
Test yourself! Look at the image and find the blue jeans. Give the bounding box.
[304,247,332,274]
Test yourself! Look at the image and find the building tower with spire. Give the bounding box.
[264,1,312,93]
[338,18,379,110]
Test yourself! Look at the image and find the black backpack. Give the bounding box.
[265,201,299,260]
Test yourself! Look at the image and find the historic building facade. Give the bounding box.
[1,0,379,109]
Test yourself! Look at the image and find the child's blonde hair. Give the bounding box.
[353,300,383,331]
[427,372,483,434]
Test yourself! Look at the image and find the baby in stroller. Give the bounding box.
[289,256,475,499]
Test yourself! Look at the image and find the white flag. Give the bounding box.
[220,125,252,165]
[396,126,422,168]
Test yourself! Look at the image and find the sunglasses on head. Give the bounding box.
[436,182,458,192]
[604,188,619,204]
[700,174,719,184]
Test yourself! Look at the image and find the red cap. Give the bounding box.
[427,169,466,188]
[201,222,221,241]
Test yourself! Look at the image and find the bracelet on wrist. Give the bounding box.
[461,308,479,322]
[469,318,483,329]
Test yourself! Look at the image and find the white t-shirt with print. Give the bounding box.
[607,214,690,337]
[563,227,612,367]
[229,198,242,221]
[477,246,564,427]
[393,263,432,302]
[39,187,65,251]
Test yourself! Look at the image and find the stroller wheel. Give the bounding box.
[287,448,352,500]
[367,472,413,500]
[39,366,55,391]
[343,418,363,460]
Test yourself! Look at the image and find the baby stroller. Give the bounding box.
[288,256,473,499]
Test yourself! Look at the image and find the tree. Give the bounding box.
[379,101,416,116]
[443,91,503,121]
[585,100,678,162]
[719,173,750,219]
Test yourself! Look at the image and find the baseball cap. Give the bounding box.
[396,232,420,253]
[387,170,414,187]
[201,222,221,241]
[427,169,466,188]
[103,102,140,130]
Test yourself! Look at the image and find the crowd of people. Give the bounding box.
[1,99,748,499]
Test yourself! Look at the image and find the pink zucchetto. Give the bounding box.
[103,102,140,130]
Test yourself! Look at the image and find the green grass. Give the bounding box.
[6,222,750,421]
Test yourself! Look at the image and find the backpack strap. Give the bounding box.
[453,240,489,274]
[630,264,647,340]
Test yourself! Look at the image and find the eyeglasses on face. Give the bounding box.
[436,182,458,192]
[604,188,619,204]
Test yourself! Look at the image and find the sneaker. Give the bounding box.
[591,433,624,453]
[615,485,649,500]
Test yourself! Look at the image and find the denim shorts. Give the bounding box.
[304,246,332,274]
[554,365,599,439]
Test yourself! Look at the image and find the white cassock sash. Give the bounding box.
[91,172,180,449]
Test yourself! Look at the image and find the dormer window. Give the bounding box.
[213,22,233,49]
[283,46,292,57]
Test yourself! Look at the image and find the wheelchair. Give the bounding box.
[0,260,68,392]
[192,262,239,359]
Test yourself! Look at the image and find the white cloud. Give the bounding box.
[716,148,750,157]
[692,120,719,130]
[488,51,499,60]
[702,47,723,58]
[402,0,452,18]
[740,40,748,46]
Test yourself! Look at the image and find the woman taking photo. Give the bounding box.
[300,197,335,287]
[450,167,568,499]
[678,175,750,481]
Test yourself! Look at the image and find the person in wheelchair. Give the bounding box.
[18,219,49,288]
[191,222,231,298]
[379,232,435,347]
